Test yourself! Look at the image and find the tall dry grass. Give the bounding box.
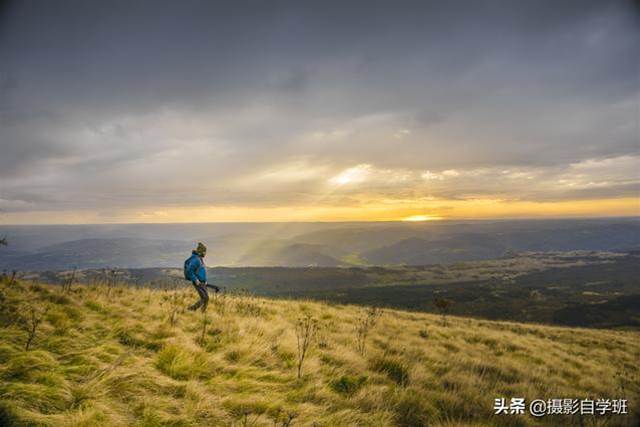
[0,277,638,426]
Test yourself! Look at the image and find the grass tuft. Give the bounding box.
[370,355,410,386]
[330,374,368,396]
[393,388,435,427]
[155,344,212,380]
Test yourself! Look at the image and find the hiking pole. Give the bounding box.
[205,283,220,293]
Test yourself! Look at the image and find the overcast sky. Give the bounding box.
[0,0,638,223]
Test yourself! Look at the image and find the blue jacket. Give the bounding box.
[184,251,207,283]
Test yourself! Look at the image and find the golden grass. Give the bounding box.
[0,280,638,426]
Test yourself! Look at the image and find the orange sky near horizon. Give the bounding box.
[1,196,637,225]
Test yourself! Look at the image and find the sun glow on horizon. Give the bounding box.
[0,197,637,225]
[401,214,444,222]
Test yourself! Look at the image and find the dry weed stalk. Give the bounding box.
[63,267,77,293]
[295,315,317,379]
[168,286,188,326]
[24,304,49,351]
[198,306,210,345]
[355,306,382,355]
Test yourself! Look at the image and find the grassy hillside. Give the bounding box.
[0,279,638,426]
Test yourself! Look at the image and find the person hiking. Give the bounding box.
[184,242,219,311]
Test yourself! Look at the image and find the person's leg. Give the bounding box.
[198,283,209,311]
[188,281,207,311]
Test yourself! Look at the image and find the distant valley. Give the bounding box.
[1,218,638,271]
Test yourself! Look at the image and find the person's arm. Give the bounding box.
[196,263,219,292]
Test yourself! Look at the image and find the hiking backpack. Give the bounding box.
[183,256,192,281]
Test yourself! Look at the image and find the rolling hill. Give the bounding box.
[361,234,506,265]
[0,238,192,271]
[0,277,638,426]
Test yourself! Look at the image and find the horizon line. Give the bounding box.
[1,214,639,227]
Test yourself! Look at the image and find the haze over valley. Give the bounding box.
[1,218,638,271]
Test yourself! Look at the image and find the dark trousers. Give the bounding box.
[189,281,209,312]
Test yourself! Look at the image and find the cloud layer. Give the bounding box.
[0,0,638,222]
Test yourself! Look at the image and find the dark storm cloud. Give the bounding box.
[0,0,638,216]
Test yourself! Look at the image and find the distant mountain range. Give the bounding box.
[1,218,638,271]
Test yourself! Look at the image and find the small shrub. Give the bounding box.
[418,329,429,339]
[433,297,454,326]
[329,374,367,396]
[370,356,410,386]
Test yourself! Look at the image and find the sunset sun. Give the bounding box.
[401,214,443,222]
